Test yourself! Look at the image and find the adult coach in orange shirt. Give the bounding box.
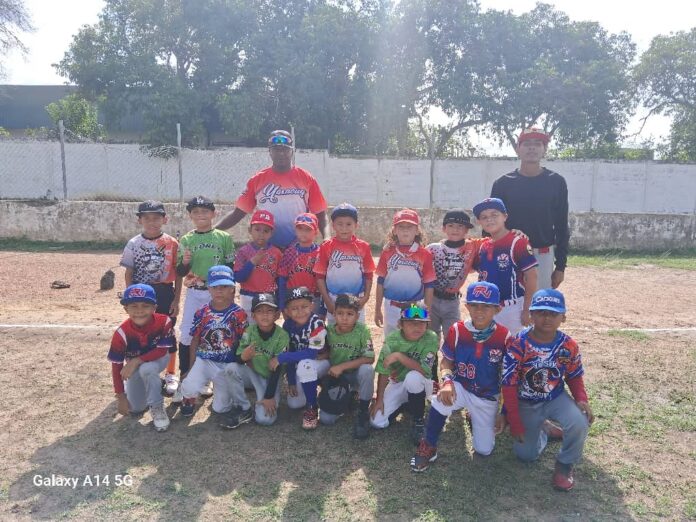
[490,128,570,290]
[217,130,328,249]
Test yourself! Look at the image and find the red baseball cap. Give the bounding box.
[250,209,275,229]
[295,212,318,232]
[517,127,550,146]
[393,208,420,226]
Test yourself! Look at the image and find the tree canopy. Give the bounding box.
[0,0,33,78]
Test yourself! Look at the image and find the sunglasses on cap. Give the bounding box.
[270,135,292,145]
[401,305,429,320]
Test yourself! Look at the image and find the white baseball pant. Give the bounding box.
[534,246,555,291]
[494,299,525,336]
[371,370,433,429]
[178,288,210,345]
[287,359,330,409]
[239,294,256,325]
[180,358,236,414]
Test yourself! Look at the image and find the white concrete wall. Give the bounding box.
[1,141,696,214]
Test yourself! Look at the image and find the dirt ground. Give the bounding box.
[0,250,695,520]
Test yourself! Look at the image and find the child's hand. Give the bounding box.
[494,413,507,435]
[169,298,180,317]
[383,352,401,367]
[120,358,141,380]
[116,393,129,416]
[437,381,456,406]
[259,398,277,417]
[328,364,344,378]
[576,401,594,424]
[268,357,280,371]
[183,249,192,264]
[250,250,265,265]
[521,309,531,327]
[287,384,298,397]
[241,345,256,362]
[374,308,383,328]
[370,398,384,419]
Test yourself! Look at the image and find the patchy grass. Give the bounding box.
[606,329,651,341]
[568,249,696,270]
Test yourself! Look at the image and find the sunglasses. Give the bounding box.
[270,135,292,145]
[402,305,429,320]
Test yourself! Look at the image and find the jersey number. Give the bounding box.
[457,362,476,380]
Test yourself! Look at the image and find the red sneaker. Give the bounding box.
[302,406,319,430]
[552,461,575,491]
[410,438,438,472]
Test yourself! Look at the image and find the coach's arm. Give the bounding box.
[215,207,247,231]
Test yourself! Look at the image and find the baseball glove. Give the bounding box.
[100,268,116,290]
[50,280,71,289]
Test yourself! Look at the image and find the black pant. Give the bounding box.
[151,283,177,327]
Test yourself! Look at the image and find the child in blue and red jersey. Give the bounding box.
[411,282,509,471]
[108,283,176,432]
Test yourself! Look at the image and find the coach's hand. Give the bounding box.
[551,270,564,289]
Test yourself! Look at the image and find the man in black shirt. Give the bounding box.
[490,128,569,290]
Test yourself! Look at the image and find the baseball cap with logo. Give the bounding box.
[392,208,420,226]
[136,200,166,216]
[473,197,508,218]
[207,265,235,287]
[286,286,314,303]
[529,288,566,313]
[252,293,279,310]
[120,283,157,305]
[268,130,294,148]
[250,209,275,229]
[331,202,358,222]
[517,127,550,146]
[465,281,501,306]
[186,195,215,212]
[295,212,318,231]
[443,210,474,228]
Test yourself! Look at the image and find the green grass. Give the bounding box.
[606,329,651,341]
[568,248,696,270]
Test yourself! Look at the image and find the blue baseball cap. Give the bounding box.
[473,198,507,218]
[529,289,566,313]
[207,265,235,287]
[331,202,358,221]
[121,283,157,305]
[465,282,500,305]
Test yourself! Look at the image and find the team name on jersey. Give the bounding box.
[329,250,363,269]
[259,183,307,204]
[386,254,421,272]
[192,243,219,251]
[330,342,364,358]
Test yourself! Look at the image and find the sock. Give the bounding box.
[301,380,318,408]
[178,343,190,376]
[407,391,426,421]
[166,352,176,374]
[425,409,448,447]
[359,399,370,413]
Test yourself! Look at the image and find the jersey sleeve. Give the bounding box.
[306,174,328,214]
[375,340,391,375]
[313,241,330,277]
[501,335,524,387]
[563,337,584,381]
[361,325,375,359]
[190,307,206,339]
[156,318,175,351]
[307,318,327,351]
[235,176,259,213]
[440,323,459,361]
[223,234,236,264]
[120,240,135,269]
[513,237,538,272]
[375,249,389,279]
[233,245,251,271]
[236,329,252,355]
[420,248,436,284]
[107,327,127,363]
[361,242,376,275]
[418,334,439,374]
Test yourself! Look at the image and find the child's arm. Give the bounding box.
[124,267,134,287]
[374,281,384,327]
[423,286,434,311]
[359,276,373,308]
[383,351,427,376]
[329,356,374,377]
[316,278,334,315]
[176,248,192,277]
[370,373,389,418]
[437,357,457,406]
[521,267,538,326]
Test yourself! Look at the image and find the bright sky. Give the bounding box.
[3,0,695,148]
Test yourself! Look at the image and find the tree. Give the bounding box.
[46,93,106,141]
[0,0,34,77]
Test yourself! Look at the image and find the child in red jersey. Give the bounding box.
[108,284,175,432]
[233,209,283,323]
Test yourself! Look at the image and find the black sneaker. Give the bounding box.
[180,399,195,417]
[353,409,370,440]
[411,418,425,446]
[220,407,253,429]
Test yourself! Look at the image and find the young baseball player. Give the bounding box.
[374,208,436,337]
[322,294,375,439]
[120,200,182,396]
[221,293,289,428]
[501,289,594,491]
[175,196,235,398]
[108,284,175,432]
[314,203,375,324]
[179,266,248,417]
[473,197,538,335]
[273,286,329,430]
[233,209,282,322]
[411,282,510,472]
[277,213,322,314]
[371,304,439,444]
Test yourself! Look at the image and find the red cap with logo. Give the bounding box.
[517,127,550,146]
[295,212,318,232]
[250,209,275,229]
[392,208,420,226]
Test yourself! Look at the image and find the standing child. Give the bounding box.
[501,289,594,491]
[108,284,175,432]
[273,286,329,430]
[411,282,509,472]
[473,198,538,335]
[321,294,375,439]
[278,213,322,314]
[314,203,375,324]
[120,200,182,396]
[370,304,439,444]
[179,266,248,417]
[221,293,289,428]
[375,208,436,337]
[176,196,235,396]
[233,209,283,322]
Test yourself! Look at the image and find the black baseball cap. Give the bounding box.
[443,210,474,228]
[136,200,166,216]
[186,195,215,212]
[286,286,313,303]
[252,293,279,311]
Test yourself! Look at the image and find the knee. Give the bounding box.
[287,396,305,410]
[296,360,317,384]
[513,443,539,463]
[320,413,338,426]
[255,406,276,426]
[404,371,426,393]
[473,439,495,457]
[138,361,160,378]
[225,363,243,380]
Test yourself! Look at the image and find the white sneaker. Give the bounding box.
[171,384,183,404]
[150,404,170,432]
[164,373,179,396]
[201,383,214,398]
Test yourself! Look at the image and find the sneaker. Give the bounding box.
[411,418,425,446]
[544,419,564,440]
[171,385,183,404]
[150,404,170,432]
[201,383,214,398]
[552,461,575,491]
[164,373,179,396]
[353,409,370,440]
[302,406,319,430]
[180,398,196,417]
[220,407,253,429]
[410,438,438,472]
